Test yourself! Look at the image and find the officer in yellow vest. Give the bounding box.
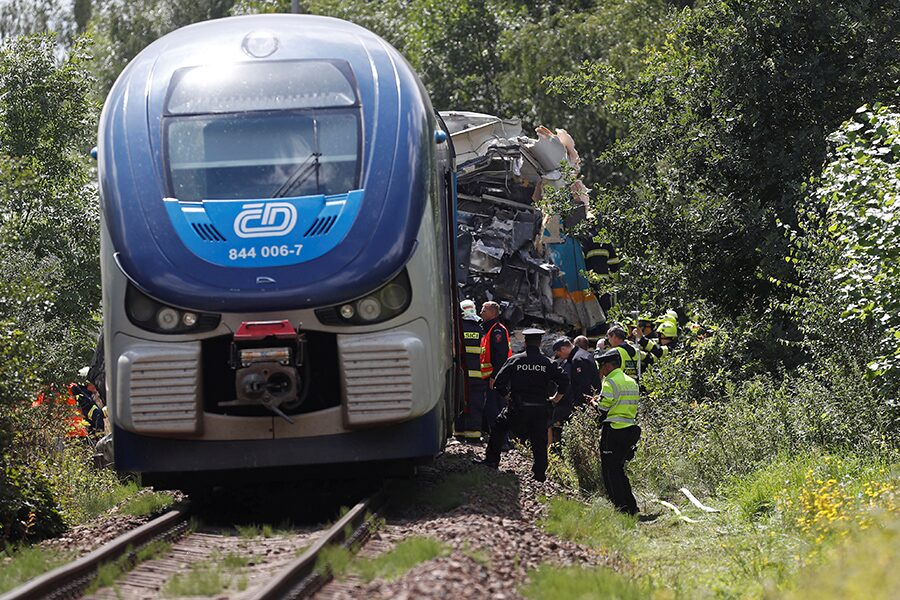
[594,349,641,515]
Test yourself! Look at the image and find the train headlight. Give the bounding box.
[357,297,382,321]
[125,283,221,334]
[156,308,180,330]
[315,270,412,326]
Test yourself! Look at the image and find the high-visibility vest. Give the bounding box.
[461,317,484,380]
[480,321,511,379]
[597,368,639,429]
[614,345,638,378]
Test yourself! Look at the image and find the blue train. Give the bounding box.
[97,14,461,487]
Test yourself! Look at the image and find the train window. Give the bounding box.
[166,61,357,114]
[166,111,359,201]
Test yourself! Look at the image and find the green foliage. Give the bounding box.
[522,564,650,600]
[0,32,109,545]
[541,454,898,599]
[549,0,900,319]
[0,545,69,594]
[541,496,637,555]
[816,106,900,384]
[783,513,900,600]
[0,462,65,543]
[120,489,175,517]
[353,536,448,582]
[89,0,237,95]
[162,558,247,597]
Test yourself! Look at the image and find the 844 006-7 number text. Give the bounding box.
[228,244,303,261]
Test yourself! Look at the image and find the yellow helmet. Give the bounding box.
[657,321,677,338]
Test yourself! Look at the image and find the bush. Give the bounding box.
[0,463,65,543]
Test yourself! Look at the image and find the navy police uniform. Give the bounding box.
[482,329,570,481]
[551,344,601,434]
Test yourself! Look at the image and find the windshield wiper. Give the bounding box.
[273,152,321,198]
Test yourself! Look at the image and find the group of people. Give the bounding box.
[456,300,685,516]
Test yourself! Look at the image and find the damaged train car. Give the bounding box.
[441,111,619,336]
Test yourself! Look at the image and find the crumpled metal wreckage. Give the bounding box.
[441,111,617,347]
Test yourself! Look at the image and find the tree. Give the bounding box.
[548,0,900,324]
[88,0,236,95]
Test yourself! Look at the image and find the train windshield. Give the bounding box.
[164,61,360,201]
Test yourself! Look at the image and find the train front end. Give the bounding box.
[97,15,456,487]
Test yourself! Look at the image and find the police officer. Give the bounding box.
[593,349,641,515]
[550,337,601,443]
[455,300,487,441]
[476,329,569,482]
[605,324,647,379]
[479,301,511,436]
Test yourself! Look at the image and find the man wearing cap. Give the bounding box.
[550,337,601,443]
[479,301,512,436]
[594,349,641,515]
[455,300,487,441]
[476,329,569,482]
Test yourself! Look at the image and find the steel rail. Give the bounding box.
[251,490,385,600]
[0,505,191,600]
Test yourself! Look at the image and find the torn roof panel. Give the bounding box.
[446,110,608,333]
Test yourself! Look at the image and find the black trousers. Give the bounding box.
[485,404,550,479]
[482,388,506,435]
[600,424,641,515]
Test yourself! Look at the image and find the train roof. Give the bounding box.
[98,14,436,312]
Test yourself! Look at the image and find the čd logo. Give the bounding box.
[234,202,298,238]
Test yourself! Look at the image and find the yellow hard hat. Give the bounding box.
[657,321,677,338]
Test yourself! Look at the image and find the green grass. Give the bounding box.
[315,537,449,583]
[530,453,900,599]
[235,522,287,538]
[161,552,250,597]
[541,496,638,556]
[354,536,448,582]
[314,544,355,578]
[119,490,175,517]
[781,512,900,599]
[83,540,171,595]
[0,546,70,594]
[521,564,650,600]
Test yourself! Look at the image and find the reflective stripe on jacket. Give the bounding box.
[480,320,511,379]
[597,367,639,429]
[462,316,484,379]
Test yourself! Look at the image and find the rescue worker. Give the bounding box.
[635,320,676,365]
[550,337,601,443]
[479,301,512,436]
[605,324,646,379]
[70,383,105,439]
[476,328,569,482]
[593,349,641,515]
[632,314,656,341]
[455,300,487,442]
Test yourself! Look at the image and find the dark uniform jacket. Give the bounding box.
[482,317,511,378]
[493,347,570,407]
[461,314,487,389]
[564,346,602,409]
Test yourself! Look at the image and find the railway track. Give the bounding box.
[1,491,384,600]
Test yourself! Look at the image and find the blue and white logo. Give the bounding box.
[164,190,364,268]
[234,202,298,238]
